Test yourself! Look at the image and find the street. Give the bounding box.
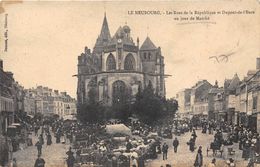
[13,132,70,167]
[146,129,248,167]
[11,129,252,167]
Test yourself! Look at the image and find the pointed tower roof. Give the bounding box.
[94,13,111,47]
[140,37,157,50]
[99,13,111,40]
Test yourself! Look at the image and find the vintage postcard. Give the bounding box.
[0,0,259,167]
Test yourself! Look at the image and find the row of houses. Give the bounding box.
[23,86,77,118]
[177,58,260,133]
[0,59,24,136]
[0,59,76,136]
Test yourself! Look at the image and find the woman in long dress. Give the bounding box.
[194,146,203,167]
[47,133,52,146]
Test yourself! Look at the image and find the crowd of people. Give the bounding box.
[2,114,260,167]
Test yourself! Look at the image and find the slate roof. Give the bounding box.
[140,37,157,50]
[94,14,111,47]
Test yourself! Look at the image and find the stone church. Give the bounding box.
[76,14,167,106]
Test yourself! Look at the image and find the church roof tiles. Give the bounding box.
[140,37,157,50]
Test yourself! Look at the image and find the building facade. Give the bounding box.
[0,59,15,136]
[190,80,212,116]
[76,14,167,107]
[23,86,76,118]
[176,80,212,118]
[176,89,191,117]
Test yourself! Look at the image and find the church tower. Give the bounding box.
[93,13,111,54]
[139,37,165,96]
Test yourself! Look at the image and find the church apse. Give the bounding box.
[76,14,168,107]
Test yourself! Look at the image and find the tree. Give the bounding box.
[133,83,164,125]
[113,102,132,122]
[77,88,105,123]
[165,98,178,115]
[133,83,178,125]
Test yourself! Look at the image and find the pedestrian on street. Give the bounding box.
[188,137,195,152]
[192,129,197,142]
[162,143,169,160]
[194,146,203,167]
[173,137,179,153]
[207,158,216,167]
[34,154,45,167]
[46,133,52,146]
[66,147,75,167]
[56,132,61,143]
[39,134,44,145]
[35,140,42,156]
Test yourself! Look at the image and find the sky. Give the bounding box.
[0,1,259,99]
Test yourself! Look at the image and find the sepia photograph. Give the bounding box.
[0,0,259,167]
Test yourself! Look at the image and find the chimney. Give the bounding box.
[0,59,3,69]
[256,58,260,70]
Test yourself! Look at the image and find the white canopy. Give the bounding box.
[105,124,131,136]
[63,115,77,121]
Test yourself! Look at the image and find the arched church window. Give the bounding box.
[106,54,116,71]
[124,53,135,70]
[112,80,127,105]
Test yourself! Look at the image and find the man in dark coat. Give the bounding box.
[56,131,61,143]
[189,138,195,152]
[34,154,45,167]
[162,143,169,160]
[35,140,43,156]
[39,134,44,145]
[173,137,179,153]
[66,147,75,167]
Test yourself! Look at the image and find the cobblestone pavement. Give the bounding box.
[146,129,249,167]
[13,133,70,167]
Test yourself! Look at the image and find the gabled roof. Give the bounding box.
[140,37,157,50]
[228,73,240,90]
[192,80,211,90]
